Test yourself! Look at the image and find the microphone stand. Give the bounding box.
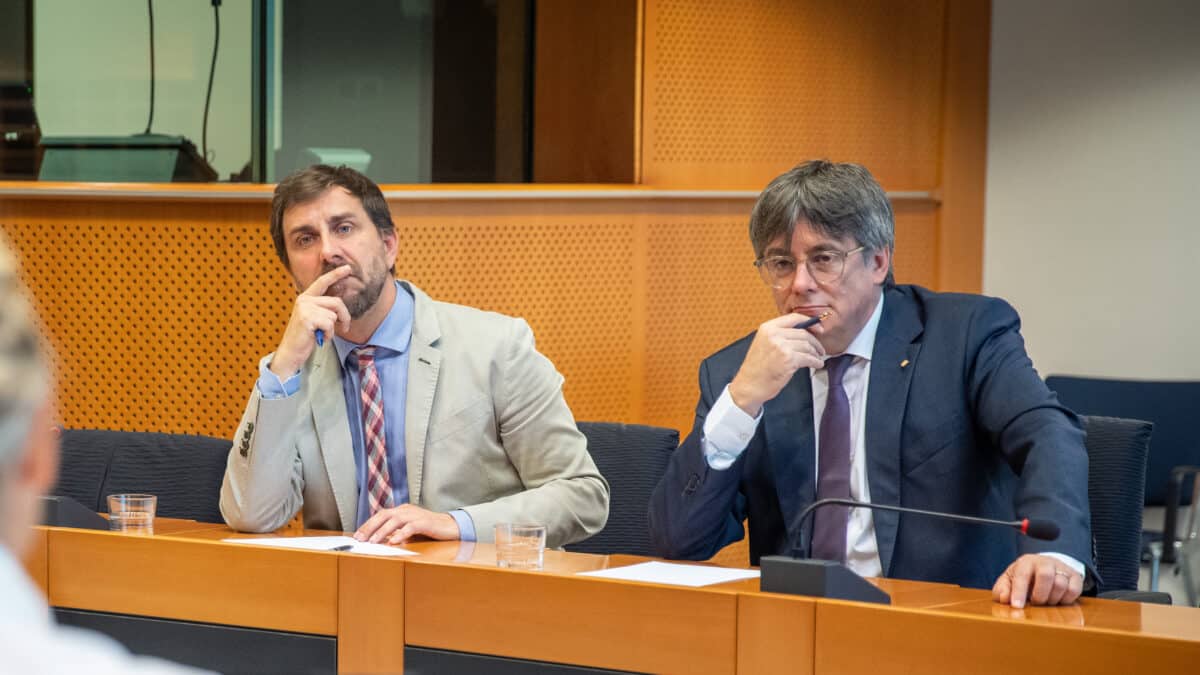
[760,556,892,604]
[762,498,1060,604]
[788,498,1059,558]
[761,498,892,604]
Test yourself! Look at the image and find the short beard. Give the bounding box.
[343,272,387,319]
[320,262,389,320]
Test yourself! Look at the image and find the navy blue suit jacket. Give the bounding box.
[648,285,1093,589]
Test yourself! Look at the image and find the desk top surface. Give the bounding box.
[35,519,1200,644]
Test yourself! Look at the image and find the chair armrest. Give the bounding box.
[1161,465,1200,565]
[1098,590,1173,605]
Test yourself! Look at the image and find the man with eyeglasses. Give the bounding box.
[649,160,1092,608]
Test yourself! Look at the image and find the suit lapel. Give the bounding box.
[401,281,442,507]
[764,369,816,550]
[864,288,923,576]
[311,343,358,531]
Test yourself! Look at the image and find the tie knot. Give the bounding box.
[823,354,853,386]
[352,346,377,371]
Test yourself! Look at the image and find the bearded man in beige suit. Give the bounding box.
[220,165,608,548]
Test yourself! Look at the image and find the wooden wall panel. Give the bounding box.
[0,199,284,439]
[641,206,775,433]
[892,203,940,288]
[534,0,638,182]
[389,199,645,425]
[0,1,989,437]
[937,0,990,293]
[641,0,947,190]
[0,191,945,440]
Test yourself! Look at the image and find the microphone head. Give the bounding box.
[1022,518,1060,541]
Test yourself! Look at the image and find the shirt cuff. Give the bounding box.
[256,359,301,399]
[1041,552,1085,577]
[450,509,476,542]
[701,385,763,470]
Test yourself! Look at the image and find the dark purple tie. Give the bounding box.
[811,354,854,562]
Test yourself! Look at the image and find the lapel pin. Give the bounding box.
[900,359,910,368]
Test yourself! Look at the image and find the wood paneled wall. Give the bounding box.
[535,0,988,281]
[1,189,941,440]
[1,0,990,564]
[638,0,988,291]
[641,0,948,190]
[533,1,639,183]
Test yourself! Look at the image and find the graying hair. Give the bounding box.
[748,160,895,286]
[0,237,47,469]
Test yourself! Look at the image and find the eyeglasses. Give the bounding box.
[754,246,865,289]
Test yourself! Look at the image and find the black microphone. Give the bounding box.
[789,497,1059,558]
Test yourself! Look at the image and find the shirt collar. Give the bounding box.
[839,290,885,363]
[333,280,414,364]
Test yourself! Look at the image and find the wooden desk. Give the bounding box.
[738,583,1200,674]
[401,543,740,674]
[33,522,1200,674]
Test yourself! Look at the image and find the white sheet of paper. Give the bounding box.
[577,561,760,587]
[221,535,417,557]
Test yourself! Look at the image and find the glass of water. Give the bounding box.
[494,523,546,571]
[107,494,157,534]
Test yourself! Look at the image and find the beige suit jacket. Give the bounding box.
[219,281,609,548]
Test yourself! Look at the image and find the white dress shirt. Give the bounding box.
[702,293,1083,578]
[0,547,210,674]
[704,295,885,576]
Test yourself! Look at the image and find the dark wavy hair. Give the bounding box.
[748,160,895,286]
[269,164,396,272]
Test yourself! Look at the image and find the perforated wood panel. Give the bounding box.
[642,210,774,432]
[641,0,947,189]
[0,192,943,440]
[0,200,286,439]
[389,201,643,425]
[892,205,939,288]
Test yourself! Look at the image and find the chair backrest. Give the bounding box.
[52,429,115,512]
[566,421,679,556]
[53,429,231,523]
[1082,415,1153,593]
[1047,376,1198,505]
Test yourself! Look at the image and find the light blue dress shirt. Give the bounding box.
[256,281,476,540]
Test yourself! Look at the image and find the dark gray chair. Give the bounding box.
[566,421,678,556]
[1047,376,1200,589]
[53,429,231,523]
[1082,415,1153,595]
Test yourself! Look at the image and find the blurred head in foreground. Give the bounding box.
[0,237,56,555]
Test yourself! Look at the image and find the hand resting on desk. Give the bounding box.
[992,553,1084,608]
[354,504,460,544]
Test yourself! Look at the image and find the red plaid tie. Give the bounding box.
[354,346,394,515]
